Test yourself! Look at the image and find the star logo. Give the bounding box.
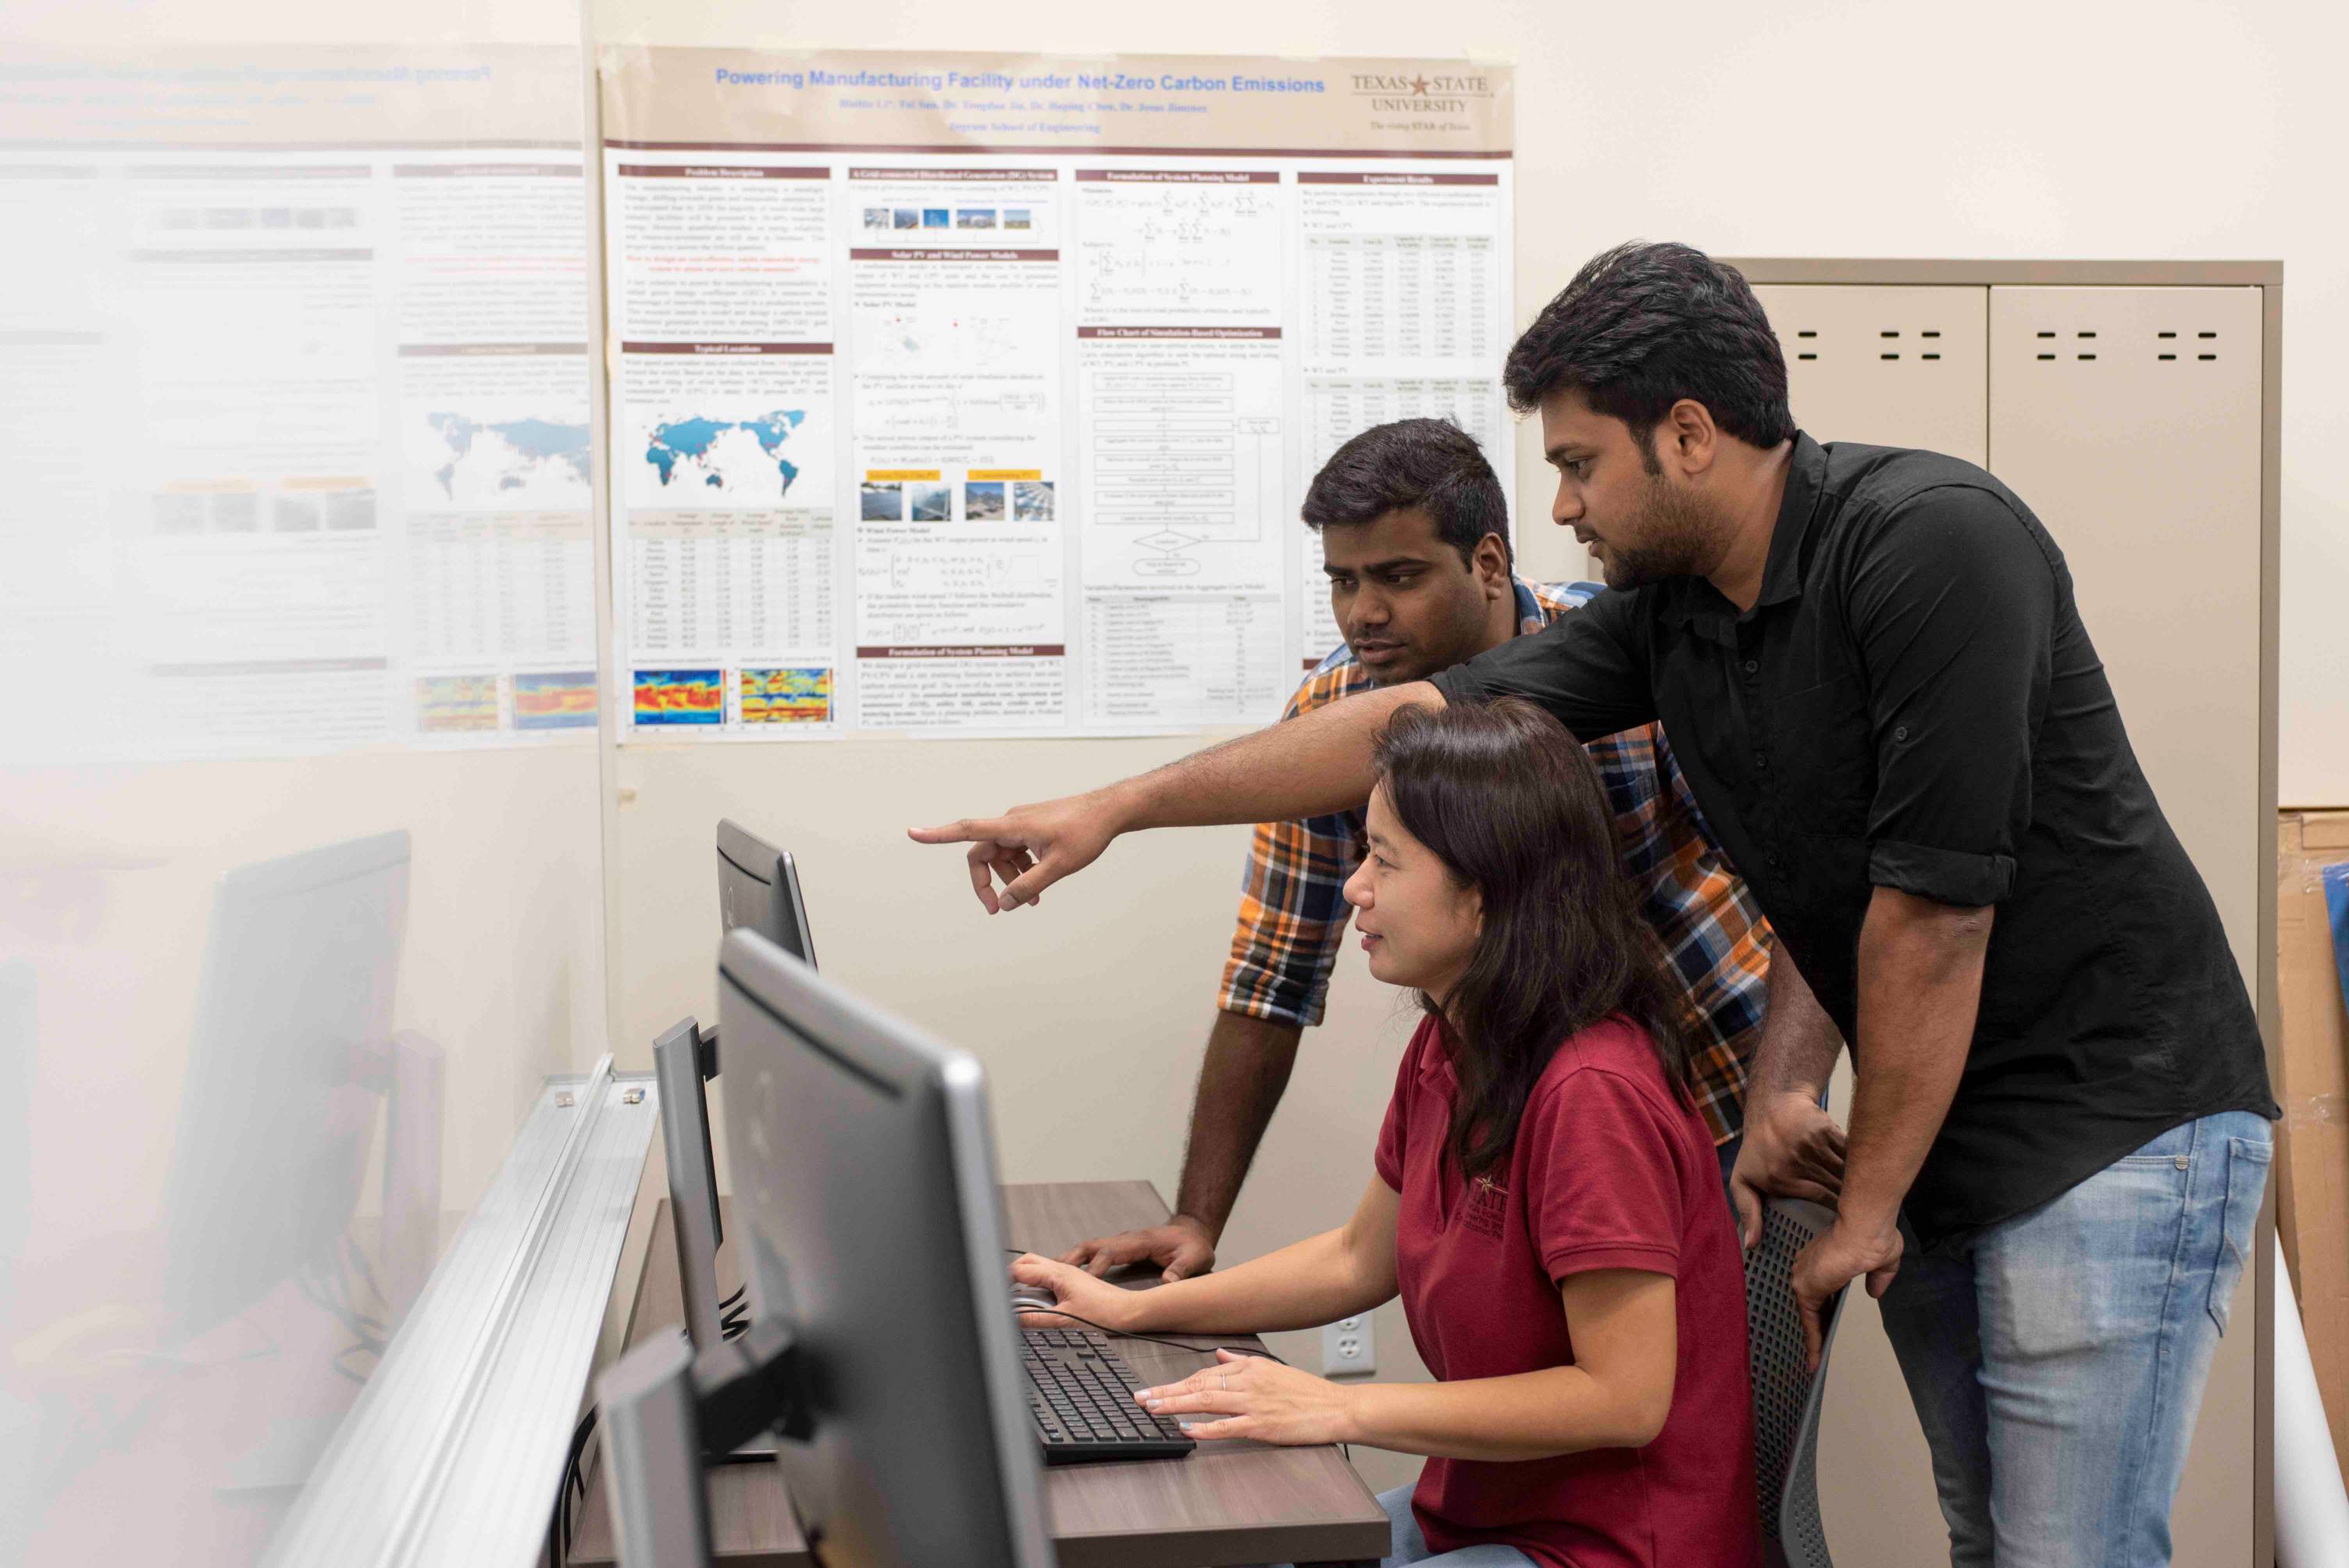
[1410,74,1431,94]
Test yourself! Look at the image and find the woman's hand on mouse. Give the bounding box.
[1010,1253,1146,1332]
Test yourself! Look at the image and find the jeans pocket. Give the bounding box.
[2206,1134,2273,1335]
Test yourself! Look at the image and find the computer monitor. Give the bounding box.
[712,926,1050,1566]
[715,819,815,968]
[652,820,816,1357]
[161,830,410,1337]
[653,1017,727,1354]
[642,821,817,1421]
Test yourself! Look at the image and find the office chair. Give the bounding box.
[1745,1197,1851,1568]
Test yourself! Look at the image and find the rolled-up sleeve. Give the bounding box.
[1428,587,1657,741]
[1849,488,2055,907]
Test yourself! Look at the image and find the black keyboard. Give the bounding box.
[1020,1327,1196,1464]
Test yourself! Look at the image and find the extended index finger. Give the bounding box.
[907,817,1009,846]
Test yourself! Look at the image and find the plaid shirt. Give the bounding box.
[1217,579,1773,1144]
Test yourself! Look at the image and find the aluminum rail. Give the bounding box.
[263,1056,658,1568]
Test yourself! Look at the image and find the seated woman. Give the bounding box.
[1014,699,1761,1568]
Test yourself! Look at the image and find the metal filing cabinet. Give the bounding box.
[1737,262,2280,1568]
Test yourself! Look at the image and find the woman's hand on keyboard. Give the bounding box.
[1134,1347,1360,1447]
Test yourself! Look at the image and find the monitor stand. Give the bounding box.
[714,1431,779,1463]
[655,1017,781,1465]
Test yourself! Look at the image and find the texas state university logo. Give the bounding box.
[1463,1173,1509,1240]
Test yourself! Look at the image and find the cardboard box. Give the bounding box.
[2278,808,2349,1472]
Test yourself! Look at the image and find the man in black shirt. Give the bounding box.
[914,242,2276,1563]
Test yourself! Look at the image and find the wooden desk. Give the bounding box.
[572,1182,1390,1567]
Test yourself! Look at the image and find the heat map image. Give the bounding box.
[515,672,597,730]
[740,667,832,724]
[417,675,500,732]
[633,668,724,725]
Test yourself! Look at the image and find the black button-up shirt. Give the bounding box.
[1433,433,2276,1251]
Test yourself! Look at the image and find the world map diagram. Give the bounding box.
[426,413,592,500]
[642,410,807,495]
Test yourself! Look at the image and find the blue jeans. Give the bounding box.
[1371,1482,1535,1566]
[1875,1110,2271,1567]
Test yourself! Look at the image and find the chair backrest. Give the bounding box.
[1745,1197,1850,1568]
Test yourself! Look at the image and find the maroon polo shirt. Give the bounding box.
[1375,1014,1762,1568]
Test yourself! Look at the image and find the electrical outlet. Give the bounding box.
[1321,1313,1375,1376]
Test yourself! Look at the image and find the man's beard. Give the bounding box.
[1599,477,1714,591]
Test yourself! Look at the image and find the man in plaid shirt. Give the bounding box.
[1062,419,1844,1282]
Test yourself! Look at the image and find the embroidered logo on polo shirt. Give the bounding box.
[1462,1173,1509,1239]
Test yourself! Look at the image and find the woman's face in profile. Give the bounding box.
[1343,784,1482,1006]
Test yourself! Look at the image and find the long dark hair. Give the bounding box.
[1371,698,1694,1180]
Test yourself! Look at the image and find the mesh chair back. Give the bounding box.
[1745,1197,1848,1568]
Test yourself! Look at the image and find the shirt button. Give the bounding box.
[1895,724,1910,741]
[1742,659,1759,674]
[1766,851,1784,868]
[1754,754,1769,771]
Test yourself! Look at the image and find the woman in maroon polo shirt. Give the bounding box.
[1014,698,1762,1568]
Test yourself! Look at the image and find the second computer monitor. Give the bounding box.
[716,928,1050,1568]
[162,830,411,1336]
[715,819,815,968]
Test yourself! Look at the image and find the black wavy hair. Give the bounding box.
[1300,417,1511,569]
[1503,241,1795,468]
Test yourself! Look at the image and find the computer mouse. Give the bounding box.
[1010,1284,1060,1313]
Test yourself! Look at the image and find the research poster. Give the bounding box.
[601,48,1513,739]
[0,46,600,761]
